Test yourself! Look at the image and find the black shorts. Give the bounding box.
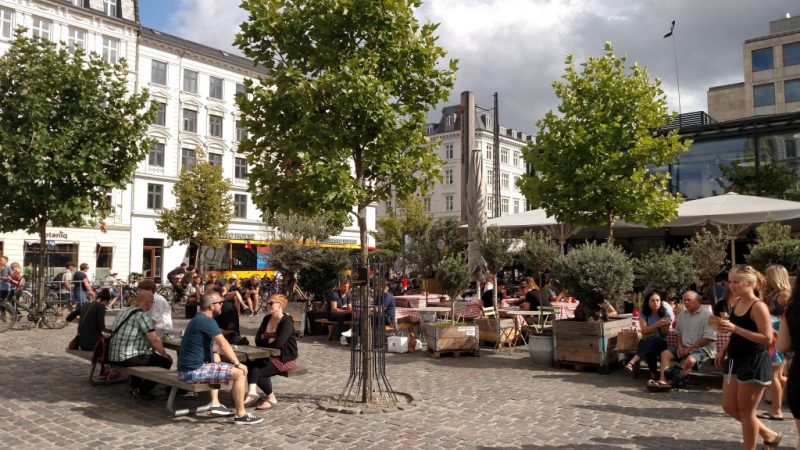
[724,351,772,385]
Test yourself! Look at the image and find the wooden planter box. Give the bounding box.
[285,300,308,337]
[474,318,518,346]
[553,317,629,373]
[423,322,479,357]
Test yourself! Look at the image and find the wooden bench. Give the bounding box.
[315,318,352,341]
[67,349,308,416]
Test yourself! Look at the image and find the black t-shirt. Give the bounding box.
[524,289,548,309]
[77,302,106,350]
[481,289,495,308]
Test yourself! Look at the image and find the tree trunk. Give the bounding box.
[357,201,372,404]
[37,219,48,302]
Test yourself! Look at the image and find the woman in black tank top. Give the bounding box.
[717,265,781,450]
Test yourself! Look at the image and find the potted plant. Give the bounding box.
[474,227,517,348]
[637,247,699,301]
[516,230,560,287]
[550,242,634,372]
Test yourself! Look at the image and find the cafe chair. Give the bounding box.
[478,306,517,351]
[527,306,556,335]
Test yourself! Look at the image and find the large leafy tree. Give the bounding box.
[234,0,456,266]
[520,42,690,239]
[156,148,233,270]
[0,32,154,296]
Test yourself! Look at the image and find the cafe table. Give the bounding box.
[162,336,281,361]
[413,306,451,323]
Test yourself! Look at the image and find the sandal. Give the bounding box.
[244,393,262,407]
[756,412,784,421]
[255,400,273,410]
[763,432,782,450]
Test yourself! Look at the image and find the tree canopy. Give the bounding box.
[235,0,457,264]
[519,42,689,238]
[372,195,432,271]
[0,31,154,294]
[156,148,233,269]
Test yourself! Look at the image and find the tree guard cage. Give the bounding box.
[338,259,398,408]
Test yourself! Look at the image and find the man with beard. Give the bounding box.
[177,291,262,425]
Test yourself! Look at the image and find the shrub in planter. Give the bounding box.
[435,253,471,324]
[637,247,699,300]
[551,242,634,322]
[747,239,800,273]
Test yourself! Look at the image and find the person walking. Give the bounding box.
[777,277,799,450]
[716,265,782,450]
[758,265,791,421]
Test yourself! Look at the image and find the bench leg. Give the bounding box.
[327,325,337,341]
[88,363,127,386]
[167,386,213,417]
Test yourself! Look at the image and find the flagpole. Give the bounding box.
[664,20,682,129]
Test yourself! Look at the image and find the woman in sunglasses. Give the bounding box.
[244,294,298,409]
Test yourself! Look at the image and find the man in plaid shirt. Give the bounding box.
[108,290,172,398]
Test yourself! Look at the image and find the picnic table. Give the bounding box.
[162,337,281,360]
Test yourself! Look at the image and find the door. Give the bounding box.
[142,238,164,283]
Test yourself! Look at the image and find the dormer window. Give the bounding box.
[104,0,117,17]
[446,114,455,127]
[484,115,492,129]
[426,124,435,135]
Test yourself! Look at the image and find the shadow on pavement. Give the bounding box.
[484,434,737,449]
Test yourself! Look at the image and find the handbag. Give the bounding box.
[92,308,141,374]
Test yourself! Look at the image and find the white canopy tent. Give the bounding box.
[480,208,581,254]
[665,192,800,264]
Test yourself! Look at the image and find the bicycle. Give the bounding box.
[1,289,68,330]
[256,276,281,313]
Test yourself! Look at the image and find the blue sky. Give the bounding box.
[138,0,177,30]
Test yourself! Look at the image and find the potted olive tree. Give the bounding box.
[421,253,480,357]
[637,247,699,301]
[474,227,517,349]
[550,242,634,372]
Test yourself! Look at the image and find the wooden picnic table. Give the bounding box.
[162,337,280,361]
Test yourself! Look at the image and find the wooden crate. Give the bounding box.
[553,317,630,372]
[474,318,518,346]
[423,323,479,354]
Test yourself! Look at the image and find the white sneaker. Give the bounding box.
[341,329,352,337]
[340,336,349,345]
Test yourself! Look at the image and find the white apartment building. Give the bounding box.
[0,0,375,281]
[378,104,532,220]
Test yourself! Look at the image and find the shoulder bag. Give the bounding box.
[92,308,142,373]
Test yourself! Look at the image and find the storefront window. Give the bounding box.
[24,242,79,277]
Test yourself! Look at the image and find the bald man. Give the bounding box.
[108,290,173,398]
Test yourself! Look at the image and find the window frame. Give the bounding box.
[235,120,247,142]
[183,68,198,93]
[786,79,800,103]
[0,8,12,39]
[208,114,223,138]
[753,83,776,107]
[103,0,117,17]
[233,194,247,219]
[31,17,51,39]
[444,143,454,159]
[208,152,223,167]
[151,60,167,85]
[752,47,774,72]
[181,148,197,172]
[444,194,454,211]
[146,183,163,210]
[784,42,800,67]
[153,102,167,126]
[209,76,224,100]
[102,37,118,64]
[148,142,165,167]
[67,27,86,54]
[444,169,454,185]
[182,109,197,133]
[234,157,248,179]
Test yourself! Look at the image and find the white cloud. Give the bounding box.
[162,0,799,132]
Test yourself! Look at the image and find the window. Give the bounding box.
[0,8,12,39]
[484,114,492,129]
[153,102,166,126]
[66,28,86,53]
[69,0,82,6]
[234,157,247,179]
[786,79,800,103]
[501,172,509,189]
[235,120,247,142]
[785,139,797,159]
[486,195,494,216]
[487,170,494,188]
[513,151,520,167]
[32,17,51,39]
[752,48,773,72]
[444,143,454,159]
[183,69,198,93]
[513,199,520,214]
[208,153,222,167]
[208,114,223,138]
[500,148,509,164]
[754,83,776,107]
[501,197,509,214]
[513,175,520,189]
[444,169,454,185]
[181,148,197,171]
[485,143,493,160]
[445,195,454,211]
[96,246,113,274]
[103,0,117,17]
[785,42,800,67]
[209,76,224,99]
[446,114,455,126]
[147,184,163,209]
[424,197,431,212]
[235,82,246,95]
[102,37,118,64]
[182,109,197,132]
[148,143,164,167]
[151,60,167,85]
[233,194,247,219]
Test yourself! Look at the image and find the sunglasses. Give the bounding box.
[267,301,276,306]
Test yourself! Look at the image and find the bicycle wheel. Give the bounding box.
[0,302,17,333]
[16,290,33,310]
[43,306,67,329]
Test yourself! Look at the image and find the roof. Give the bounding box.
[139,27,265,74]
[427,104,532,142]
[676,110,800,142]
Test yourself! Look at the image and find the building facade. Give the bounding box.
[377,104,532,220]
[0,0,375,281]
[708,14,800,121]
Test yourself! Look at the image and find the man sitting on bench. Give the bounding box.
[177,292,262,425]
[108,290,172,399]
[652,290,716,389]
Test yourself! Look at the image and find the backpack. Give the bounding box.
[53,271,68,283]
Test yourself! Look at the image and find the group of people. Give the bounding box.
[328,279,397,343]
[0,256,26,302]
[81,285,299,425]
[167,263,263,320]
[623,264,798,450]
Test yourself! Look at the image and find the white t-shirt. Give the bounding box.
[148,293,173,330]
[60,270,73,295]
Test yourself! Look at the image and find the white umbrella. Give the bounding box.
[467,147,487,281]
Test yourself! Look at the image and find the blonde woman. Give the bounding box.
[716,265,782,450]
[759,265,790,421]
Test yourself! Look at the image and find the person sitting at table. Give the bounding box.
[519,279,547,311]
[177,291,262,424]
[625,291,673,379]
[383,285,396,326]
[75,288,113,351]
[546,279,565,303]
[138,278,172,331]
[108,290,173,399]
[243,294,299,409]
[221,274,249,313]
[215,283,244,345]
[329,280,353,337]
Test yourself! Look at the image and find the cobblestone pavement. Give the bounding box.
[0,312,796,449]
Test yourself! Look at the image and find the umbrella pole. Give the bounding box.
[730,238,735,267]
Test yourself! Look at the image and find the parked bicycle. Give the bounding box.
[0,289,68,331]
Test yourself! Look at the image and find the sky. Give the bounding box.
[139,0,799,133]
